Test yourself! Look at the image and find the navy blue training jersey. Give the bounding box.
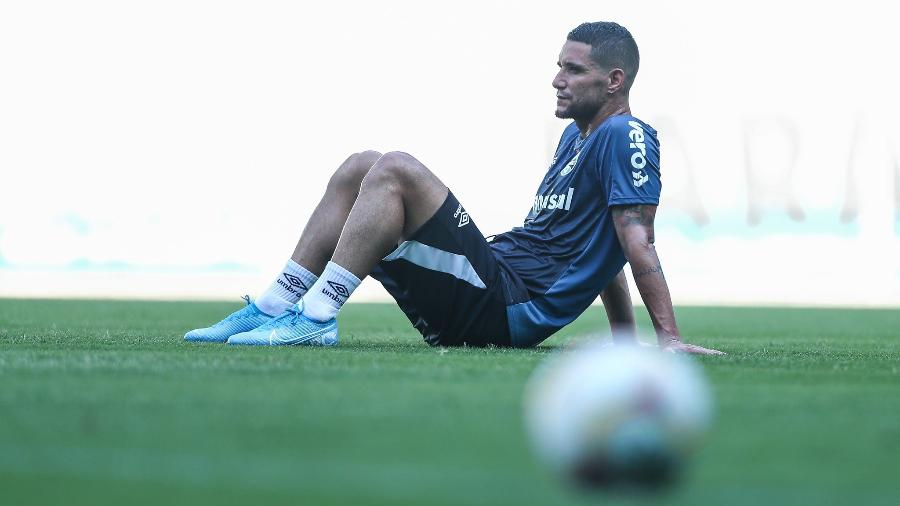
[489,114,661,346]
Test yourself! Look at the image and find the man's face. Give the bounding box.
[552,41,607,121]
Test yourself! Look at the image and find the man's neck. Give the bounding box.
[575,99,631,138]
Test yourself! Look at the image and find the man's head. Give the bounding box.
[553,22,640,121]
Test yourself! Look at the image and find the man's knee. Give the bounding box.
[363,151,428,189]
[328,150,383,191]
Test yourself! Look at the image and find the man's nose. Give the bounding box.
[552,73,565,90]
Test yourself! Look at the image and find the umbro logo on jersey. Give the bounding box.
[277,273,307,294]
[453,204,470,227]
[533,187,575,214]
[628,120,650,187]
[559,152,580,177]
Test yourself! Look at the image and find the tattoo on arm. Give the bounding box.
[632,263,663,280]
[611,205,657,244]
[611,205,655,227]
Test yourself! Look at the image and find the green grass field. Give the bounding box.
[1,299,898,506]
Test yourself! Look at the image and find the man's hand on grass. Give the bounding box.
[660,337,726,356]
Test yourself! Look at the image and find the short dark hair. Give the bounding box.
[567,22,640,91]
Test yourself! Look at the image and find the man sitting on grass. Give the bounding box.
[184,21,723,355]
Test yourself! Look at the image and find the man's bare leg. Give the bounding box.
[186,151,382,340]
[332,151,449,278]
[252,150,383,315]
[290,150,384,274]
[300,151,449,322]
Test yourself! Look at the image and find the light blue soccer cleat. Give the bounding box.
[226,302,338,346]
[184,295,274,343]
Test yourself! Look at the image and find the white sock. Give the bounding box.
[301,261,361,322]
[255,260,318,316]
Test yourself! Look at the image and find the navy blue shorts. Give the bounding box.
[370,192,512,347]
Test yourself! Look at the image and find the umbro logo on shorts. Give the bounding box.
[327,281,351,298]
[453,204,470,228]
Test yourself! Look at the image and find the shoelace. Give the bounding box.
[220,295,254,324]
[284,305,302,325]
[268,300,305,327]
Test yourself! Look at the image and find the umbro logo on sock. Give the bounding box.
[326,281,350,298]
[277,273,308,294]
[453,204,469,228]
[283,273,307,290]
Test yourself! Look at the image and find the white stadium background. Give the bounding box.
[1,0,897,306]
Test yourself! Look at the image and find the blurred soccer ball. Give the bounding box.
[523,343,712,489]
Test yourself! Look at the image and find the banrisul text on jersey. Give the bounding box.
[489,115,662,346]
[533,188,575,213]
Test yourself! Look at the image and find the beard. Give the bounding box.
[555,97,603,121]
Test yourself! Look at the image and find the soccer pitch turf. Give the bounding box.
[1,300,898,506]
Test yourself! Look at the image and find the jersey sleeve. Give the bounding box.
[604,119,662,206]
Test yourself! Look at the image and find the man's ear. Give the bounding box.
[607,68,626,94]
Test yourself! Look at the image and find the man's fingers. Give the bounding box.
[664,341,726,356]
[687,344,726,356]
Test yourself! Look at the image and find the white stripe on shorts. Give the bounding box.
[382,240,487,289]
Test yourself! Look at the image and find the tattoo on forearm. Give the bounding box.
[633,264,663,279]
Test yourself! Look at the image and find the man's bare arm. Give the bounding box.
[610,204,724,355]
[600,270,637,344]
